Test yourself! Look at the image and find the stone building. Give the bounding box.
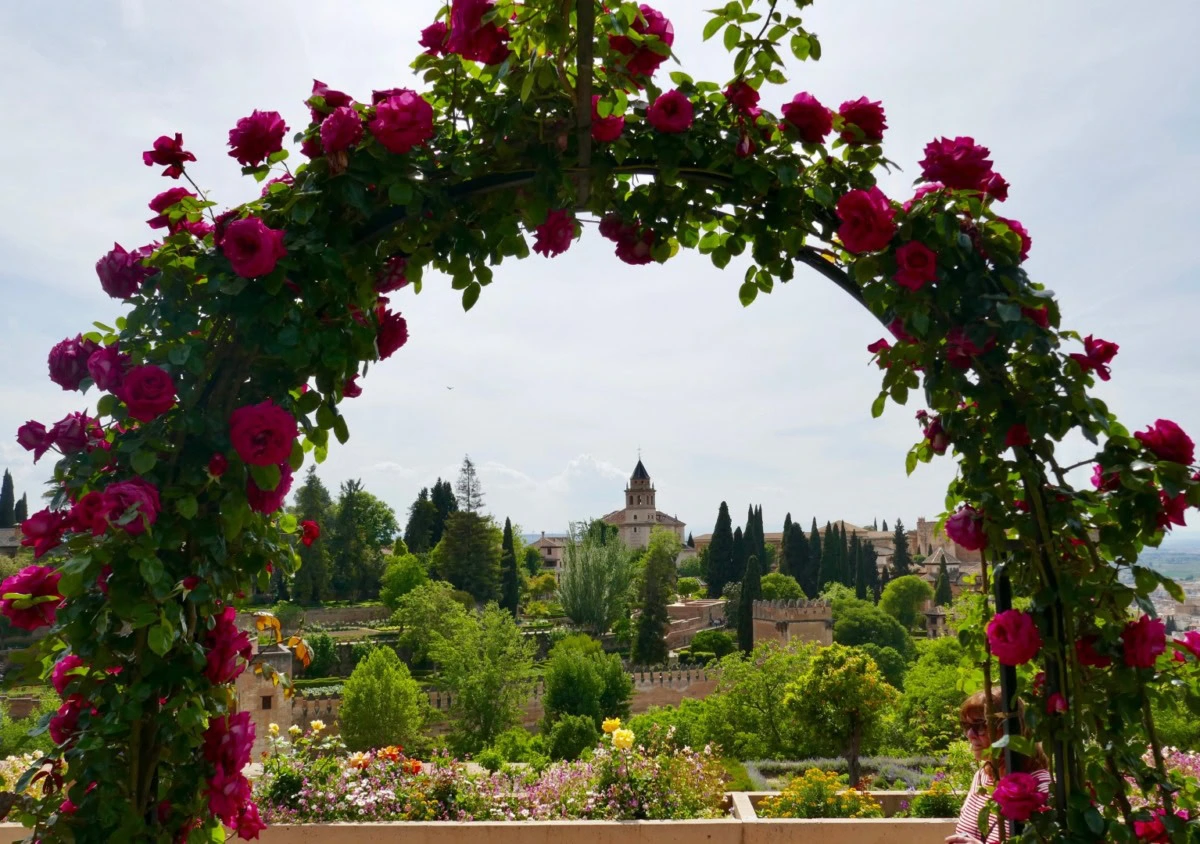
[914,516,982,563]
[530,532,569,575]
[0,528,18,558]
[599,459,685,551]
[751,599,833,647]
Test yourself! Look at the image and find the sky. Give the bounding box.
[0,1,1197,542]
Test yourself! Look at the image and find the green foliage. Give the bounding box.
[305,632,339,677]
[379,552,429,610]
[272,600,305,630]
[833,593,915,660]
[706,502,735,598]
[11,493,26,525]
[547,713,600,761]
[857,643,907,689]
[474,746,504,772]
[897,637,967,754]
[339,646,426,751]
[499,517,521,617]
[429,478,458,547]
[690,629,736,658]
[678,550,705,579]
[737,554,762,653]
[627,699,711,752]
[454,455,485,514]
[721,581,741,631]
[556,522,635,634]
[760,572,805,601]
[891,520,912,576]
[522,545,543,577]
[329,479,394,601]
[542,634,632,728]
[879,574,934,630]
[430,511,502,603]
[403,487,439,554]
[905,777,960,818]
[632,530,679,665]
[291,466,333,603]
[390,581,473,664]
[0,696,56,758]
[758,768,884,819]
[933,559,952,606]
[676,576,703,597]
[0,469,14,528]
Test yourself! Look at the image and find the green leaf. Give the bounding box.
[131,450,157,475]
[176,496,198,520]
[669,71,693,86]
[702,15,725,41]
[712,247,731,269]
[871,392,887,418]
[462,282,482,312]
[997,302,1022,322]
[738,281,758,307]
[316,404,335,430]
[167,346,190,366]
[520,72,535,101]
[723,23,741,51]
[296,390,322,414]
[790,33,811,61]
[905,449,918,476]
[250,463,282,492]
[333,414,350,445]
[1084,807,1105,836]
[387,182,413,205]
[139,556,164,586]
[223,504,246,541]
[148,620,173,657]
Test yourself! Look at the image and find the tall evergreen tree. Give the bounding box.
[881,519,888,532]
[290,467,333,604]
[455,455,485,514]
[431,511,502,602]
[500,517,521,617]
[329,479,388,601]
[861,540,880,603]
[854,535,870,600]
[429,478,458,546]
[809,518,823,591]
[754,506,767,565]
[13,494,28,525]
[732,527,747,591]
[737,554,762,654]
[707,502,735,598]
[848,531,861,591]
[686,532,695,548]
[632,532,678,665]
[780,513,793,573]
[872,517,879,531]
[403,487,438,553]
[820,521,839,589]
[878,566,890,603]
[840,525,851,586]
[892,519,912,576]
[0,470,14,528]
[934,557,953,606]
[787,523,816,597]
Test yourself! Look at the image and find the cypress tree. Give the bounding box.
[839,525,851,586]
[633,533,676,665]
[429,478,458,545]
[737,554,762,654]
[892,519,912,576]
[707,502,735,598]
[934,557,953,606]
[732,527,747,589]
[878,566,890,603]
[862,540,880,602]
[848,531,861,592]
[821,521,839,589]
[872,517,879,531]
[755,506,767,565]
[780,513,793,574]
[403,487,438,553]
[13,494,28,525]
[809,518,822,591]
[882,519,888,531]
[500,517,521,617]
[686,532,695,548]
[291,466,333,603]
[0,470,14,528]
[787,523,815,597]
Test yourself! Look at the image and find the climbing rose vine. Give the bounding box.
[6,0,1199,841]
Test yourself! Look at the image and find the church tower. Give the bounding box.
[623,459,658,548]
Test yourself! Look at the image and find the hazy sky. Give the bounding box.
[0,1,1197,541]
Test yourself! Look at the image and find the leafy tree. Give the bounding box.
[0,470,14,528]
[833,598,915,659]
[779,513,793,574]
[891,519,912,576]
[858,643,907,689]
[785,644,898,786]
[557,522,635,634]
[679,550,705,579]
[706,502,735,598]
[328,479,390,601]
[721,581,741,631]
[632,529,679,665]
[880,574,934,630]
[737,554,762,654]
[808,518,822,588]
[898,637,968,753]
[731,526,746,593]
[339,646,426,751]
[290,466,333,604]
[430,511,502,603]
[526,572,558,600]
[522,545,543,577]
[379,552,429,610]
[0,695,57,758]
[499,517,521,617]
[455,454,485,514]
[390,581,473,664]
[432,603,536,753]
[547,714,599,761]
[690,629,736,658]
[403,487,438,553]
[305,632,339,677]
[12,494,27,525]
[676,576,703,597]
[760,572,805,601]
[934,558,953,606]
[357,491,399,547]
[429,478,458,545]
[860,540,880,603]
[541,634,632,727]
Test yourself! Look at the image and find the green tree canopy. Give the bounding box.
[557,522,635,634]
[389,580,473,664]
[706,502,735,598]
[891,519,912,576]
[898,637,969,753]
[541,634,632,728]
[454,454,485,514]
[760,572,805,601]
[737,554,763,654]
[379,552,429,610]
[934,558,953,606]
[499,517,521,616]
[833,596,915,660]
[880,574,934,630]
[11,494,26,525]
[339,646,426,752]
[429,478,458,546]
[0,470,14,529]
[632,529,679,665]
[430,510,502,603]
[403,487,438,553]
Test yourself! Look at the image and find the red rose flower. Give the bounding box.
[902,182,946,212]
[1173,631,1200,662]
[376,255,409,292]
[208,453,229,478]
[982,172,1010,201]
[446,0,511,64]
[1157,490,1188,531]
[369,91,435,154]
[609,4,674,81]
[229,400,297,467]
[887,317,914,344]
[420,21,450,56]
[70,491,112,536]
[946,505,986,551]
[300,134,323,159]
[227,110,288,167]
[343,376,363,398]
[119,365,176,422]
[260,173,294,198]
[1004,424,1031,449]
[1069,334,1119,382]
[781,92,833,144]
[87,343,131,393]
[1091,464,1121,492]
[866,338,890,355]
[20,510,69,558]
[533,209,576,258]
[838,97,886,144]
[16,420,53,462]
[1134,809,1189,842]
[220,217,287,279]
[206,765,252,825]
[49,412,97,455]
[646,89,694,133]
[1021,305,1050,329]
[320,106,364,154]
[236,802,267,840]
[1122,615,1166,668]
[996,217,1032,261]
[591,95,624,143]
[919,136,994,191]
[1076,635,1113,668]
[146,187,195,231]
[247,462,294,515]
[203,711,256,773]
[103,478,161,535]
[301,520,321,547]
[182,576,202,592]
[307,79,353,122]
[1135,419,1194,466]
[142,133,195,179]
[893,241,938,290]
[987,610,1042,666]
[614,226,655,265]
[204,606,253,685]
[945,327,992,370]
[724,80,760,114]
[1045,692,1068,714]
[922,416,949,455]
[835,187,895,254]
[993,772,1048,822]
[50,695,88,746]
[51,653,84,696]
[0,564,64,629]
[377,308,410,360]
[48,335,100,391]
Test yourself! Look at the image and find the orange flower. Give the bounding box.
[404,759,422,775]
[378,746,402,763]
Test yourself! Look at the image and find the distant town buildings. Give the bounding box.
[600,459,686,551]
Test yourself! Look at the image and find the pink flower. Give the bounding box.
[945,327,991,370]
[203,711,256,772]
[104,478,161,535]
[835,187,895,254]
[49,412,96,454]
[96,243,156,299]
[446,0,511,64]
[204,606,253,685]
[591,95,625,143]
[235,802,267,840]
[146,187,195,231]
[301,520,321,547]
[1069,335,1119,382]
[320,106,364,153]
[369,91,435,154]
[1046,692,1068,714]
[260,173,294,197]
[208,453,229,478]
[119,365,176,422]
[1004,424,1031,449]
[51,654,84,696]
[609,4,674,81]
[17,421,53,462]
[838,97,886,144]
[247,461,293,515]
[1173,631,1200,662]
[919,136,994,191]
[735,132,755,158]
[142,133,195,179]
[981,172,1010,202]
[1122,615,1166,668]
[377,308,409,360]
[48,335,100,391]
[1091,465,1121,492]
[300,134,323,159]
[227,110,288,167]
[0,565,64,629]
[987,610,1041,666]
[59,797,77,815]
[887,317,914,344]
[376,255,409,292]
[1076,636,1113,668]
[19,510,69,559]
[49,695,87,746]
[206,765,252,825]
[87,344,130,392]
[533,209,576,257]
[1158,490,1188,531]
[307,79,353,122]
[893,241,938,290]
[902,182,945,212]
[1022,305,1050,329]
[996,217,1032,261]
[1134,809,1189,842]
[70,491,113,537]
[724,81,760,114]
[946,505,986,551]
[420,21,450,56]
[647,89,694,133]
[614,226,656,265]
[343,376,363,398]
[781,92,832,144]
[993,772,1048,822]
[220,217,287,279]
[922,416,949,455]
[229,400,297,467]
[1135,419,1195,466]
[866,338,890,354]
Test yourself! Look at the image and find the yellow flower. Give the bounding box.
[602,718,621,734]
[268,723,280,737]
[348,751,372,770]
[612,728,634,750]
[310,720,326,733]
[288,725,303,737]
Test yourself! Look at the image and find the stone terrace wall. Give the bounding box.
[238,604,390,632]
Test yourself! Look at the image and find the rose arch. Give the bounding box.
[6,0,1199,840]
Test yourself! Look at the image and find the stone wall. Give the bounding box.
[750,600,832,647]
[238,604,390,633]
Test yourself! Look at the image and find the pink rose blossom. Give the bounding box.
[343,376,363,398]
[320,106,364,153]
[203,711,256,772]
[235,802,267,840]
[118,365,176,422]
[946,505,986,551]
[1157,490,1188,531]
[609,5,674,81]
[49,695,87,746]
[220,217,287,278]
[996,217,1032,261]
[838,97,886,144]
[369,91,435,154]
[142,133,195,179]
[376,256,409,292]
[724,81,760,114]
[49,412,97,454]
[781,92,832,144]
[227,110,288,167]
[1046,692,1068,714]
[48,335,100,391]
[229,400,297,467]
[922,416,949,455]
[1091,464,1121,492]
[1122,615,1166,668]
[1076,636,1113,668]
[307,80,353,122]
[1069,335,1119,382]
[591,95,624,143]
[376,307,409,360]
[87,344,130,392]
[146,187,195,231]
[17,421,53,462]
[1004,424,1031,448]
[893,241,938,290]
[247,461,294,515]
[206,765,252,825]
[70,491,113,537]
[919,136,994,191]
[1135,419,1194,466]
[20,510,69,558]
[646,89,694,133]
[902,182,946,212]
[0,564,64,629]
[1173,631,1200,662]
[420,21,450,56]
[208,453,229,478]
[51,654,84,696]
[204,606,253,685]
[533,209,576,258]
[446,0,511,64]
[835,187,895,254]
[993,772,1048,821]
[104,477,161,535]
[982,172,1009,201]
[866,338,890,355]
[987,610,1042,667]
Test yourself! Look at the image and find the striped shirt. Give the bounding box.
[955,767,1052,843]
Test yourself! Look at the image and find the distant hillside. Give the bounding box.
[1141,536,1200,581]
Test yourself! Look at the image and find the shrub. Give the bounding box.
[379,553,429,610]
[0,696,56,758]
[541,634,632,727]
[680,649,716,666]
[906,776,960,818]
[273,600,306,631]
[676,577,703,597]
[547,714,600,761]
[305,632,339,677]
[943,740,976,792]
[677,556,704,578]
[339,647,426,751]
[690,629,735,658]
[760,573,805,601]
[475,747,504,772]
[757,768,884,819]
[627,700,711,752]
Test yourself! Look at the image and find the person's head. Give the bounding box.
[959,687,1048,776]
